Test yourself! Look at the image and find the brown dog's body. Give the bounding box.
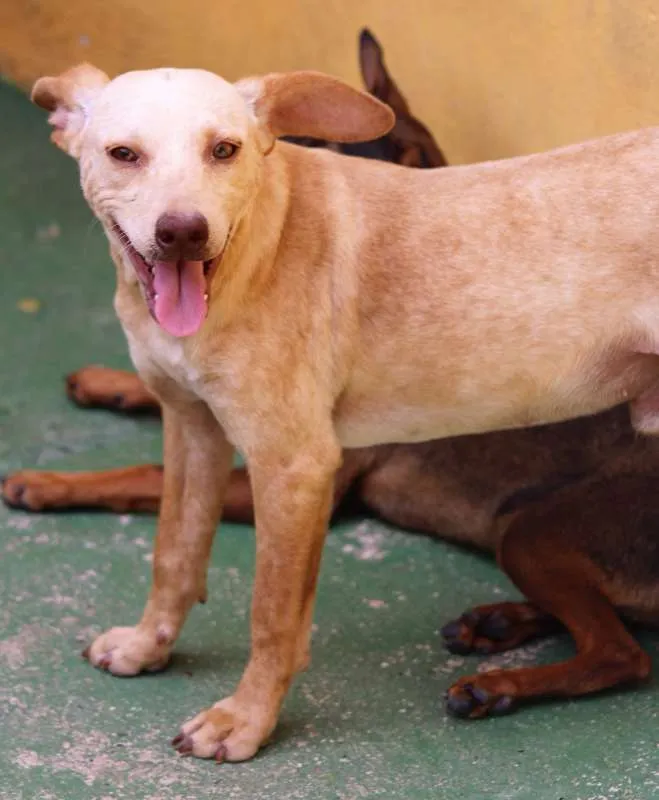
[20,30,659,760]
[5,372,658,719]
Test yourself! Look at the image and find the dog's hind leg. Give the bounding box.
[444,486,652,718]
[441,600,561,656]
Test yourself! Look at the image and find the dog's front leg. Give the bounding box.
[172,440,341,762]
[85,400,233,675]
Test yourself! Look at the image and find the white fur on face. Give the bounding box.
[78,68,264,261]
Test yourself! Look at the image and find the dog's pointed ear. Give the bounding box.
[235,70,394,152]
[359,29,411,119]
[358,29,447,168]
[31,63,110,158]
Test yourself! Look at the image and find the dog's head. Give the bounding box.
[31,65,393,337]
[287,30,447,169]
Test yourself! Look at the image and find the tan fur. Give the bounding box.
[31,62,659,762]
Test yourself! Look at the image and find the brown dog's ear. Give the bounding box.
[359,29,412,119]
[358,28,447,168]
[236,70,394,151]
[31,63,110,158]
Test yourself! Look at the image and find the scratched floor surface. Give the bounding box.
[1,79,658,800]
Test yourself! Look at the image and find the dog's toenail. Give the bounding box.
[469,685,490,704]
[481,611,511,640]
[98,654,112,669]
[171,734,185,747]
[215,744,228,763]
[174,735,193,755]
[440,621,461,640]
[446,691,475,717]
[492,696,514,715]
[112,394,125,407]
[444,639,472,655]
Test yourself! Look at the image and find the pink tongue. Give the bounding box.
[152,260,207,337]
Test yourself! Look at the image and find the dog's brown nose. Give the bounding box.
[155,212,209,259]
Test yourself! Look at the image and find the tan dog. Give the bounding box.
[31,58,659,762]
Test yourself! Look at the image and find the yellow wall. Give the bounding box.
[2,1,659,164]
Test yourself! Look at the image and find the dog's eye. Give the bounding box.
[212,141,238,161]
[108,146,140,163]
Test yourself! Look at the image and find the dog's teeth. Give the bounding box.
[154,293,159,300]
[204,293,209,301]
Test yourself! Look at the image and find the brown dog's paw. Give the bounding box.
[1,471,72,511]
[65,366,157,413]
[445,676,516,719]
[83,625,171,676]
[441,602,560,655]
[172,697,271,763]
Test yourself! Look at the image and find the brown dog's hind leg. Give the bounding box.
[441,601,561,656]
[66,366,160,413]
[445,510,651,719]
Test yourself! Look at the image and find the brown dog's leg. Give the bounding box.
[171,438,341,762]
[0,464,252,519]
[2,465,164,513]
[84,398,234,675]
[445,516,651,718]
[1,448,370,521]
[441,600,561,656]
[66,366,160,413]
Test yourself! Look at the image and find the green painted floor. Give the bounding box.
[0,78,657,800]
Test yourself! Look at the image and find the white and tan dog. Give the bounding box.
[31,62,659,762]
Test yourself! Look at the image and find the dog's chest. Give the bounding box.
[125,320,203,394]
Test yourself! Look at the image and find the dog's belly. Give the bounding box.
[335,403,586,449]
[334,351,659,448]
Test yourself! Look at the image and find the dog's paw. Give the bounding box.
[441,609,515,655]
[172,697,272,762]
[1,471,71,511]
[441,602,559,655]
[445,677,516,719]
[65,366,156,413]
[83,625,172,676]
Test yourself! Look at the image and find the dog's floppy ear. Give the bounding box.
[358,28,447,168]
[31,63,110,158]
[236,70,394,152]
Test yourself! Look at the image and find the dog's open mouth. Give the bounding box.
[112,223,218,338]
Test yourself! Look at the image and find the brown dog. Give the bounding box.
[25,27,659,763]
